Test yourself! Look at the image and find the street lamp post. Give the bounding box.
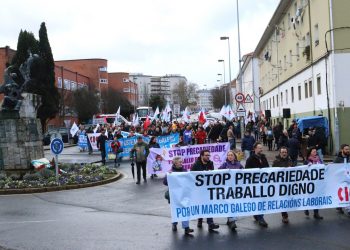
[220,36,232,105]
[236,0,244,138]
[218,59,226,106]
[217,73,226,105]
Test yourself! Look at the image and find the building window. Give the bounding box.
[287,13,291,30]
[289,50,293,67]
[291,87,294,103]
[99,78,108,84]
[123,78,129,83]
[71,81,77,91]
[296,43,300,61]
[57,77,62,88]
[273,96,275,108]
[123,88,130,93]
[279,60,282,74]
[309,80,313,97]
[286,89,288,104]
[298,85,302,100]
[317,76,321,95]
[64,79,70,90]
[276,95,279,107]
[304,82,308,98]
[281,92,283,106]
[284,55,287,70]
[314,24,319,46]
[306,32,310,46]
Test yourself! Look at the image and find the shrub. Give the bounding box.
[23,173,41,181]
[39,168,54,179]
[9,174,21,181]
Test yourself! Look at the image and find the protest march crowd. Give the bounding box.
[72,112,350,236]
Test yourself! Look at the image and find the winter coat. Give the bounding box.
[183,129,192,145]
[334,152,350,163]
[130,141,149,162]
[241,135,255,151]
[149,142,160,149]
[287,137,300,158]
[245,153,269,169]
[272,155,293,168]
[219,160,243,170]
[195,130,207,144]
[97,134,108,151]
[191,158,214,171]
[278,134,289,148]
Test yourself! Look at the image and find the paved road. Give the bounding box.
[0,145,349,250]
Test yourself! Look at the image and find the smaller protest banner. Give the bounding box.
[146,142,230,174]
[78,134,88,150]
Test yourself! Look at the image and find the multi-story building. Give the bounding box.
[129,73,152,107]
[255,0,350,153]
[150,76,171,102]
[197,89,213,111]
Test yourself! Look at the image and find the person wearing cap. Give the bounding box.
[130,136,150,184]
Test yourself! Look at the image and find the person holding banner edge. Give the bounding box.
[163,156,194,235]
[245,142,269,227]
[191,149,220,231]
[304,147,323,219]
[219,150,243,230]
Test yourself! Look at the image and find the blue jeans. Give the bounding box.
[173,221,189,229]
[229,138,236,150]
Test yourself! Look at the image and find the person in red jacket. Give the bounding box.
[195,126,207,144]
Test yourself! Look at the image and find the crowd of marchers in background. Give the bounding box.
[72,115,349,235]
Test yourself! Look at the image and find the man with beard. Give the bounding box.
[245,142,269,227]
[191,150,220,232]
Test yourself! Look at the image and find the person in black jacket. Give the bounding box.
[245,142,269,227]
[191,150,220,231]
[97,128,108,165]
[272,147,293,224]
[287,134,300,166]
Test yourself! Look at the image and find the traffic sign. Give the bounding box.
[50,138,64,155]
[236,103,246,112]
[235,93,245,103]
[236,111,246,117]
[245,94,253,103]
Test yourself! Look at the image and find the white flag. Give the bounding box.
[152,106,160,121]
[226,105,235,121]
[219,105,226,117]
[182,107,190,123]
[70,122,79,137]
[93,123,100,133]
[114,106,120,126]
[133,114,139,126]
[105,129,108,137]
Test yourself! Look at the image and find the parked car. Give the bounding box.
[43,127,70,146]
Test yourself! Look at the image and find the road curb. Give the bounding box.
[0,172,123,195]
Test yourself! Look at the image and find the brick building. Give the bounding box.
[108,72,137,107]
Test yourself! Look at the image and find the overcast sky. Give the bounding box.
[0,0,280,88]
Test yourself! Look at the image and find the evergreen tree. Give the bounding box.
[36,22,60,131]
[11,30,39,68]
[149,95,166,111]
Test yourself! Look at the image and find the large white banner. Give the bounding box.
[168,164,350,222]
[146,142,230,174]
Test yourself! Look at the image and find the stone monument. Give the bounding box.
[0,53,44,172]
